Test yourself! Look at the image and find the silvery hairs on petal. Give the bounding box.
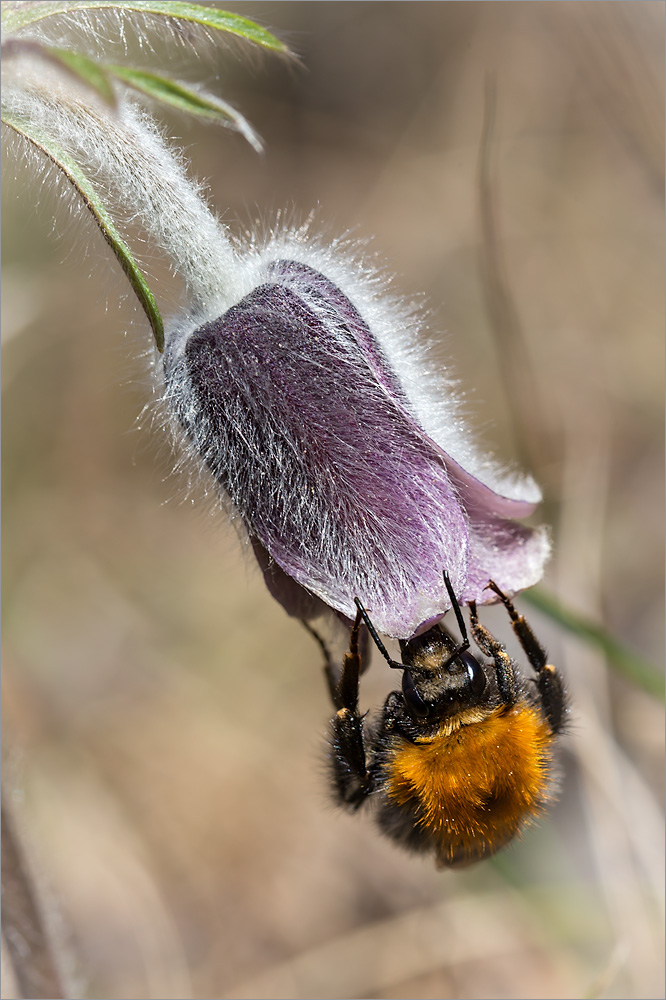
[6,80,549,638]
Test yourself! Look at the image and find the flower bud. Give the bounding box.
[165,247,549,638]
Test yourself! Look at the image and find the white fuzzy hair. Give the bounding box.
[3,73,544,622]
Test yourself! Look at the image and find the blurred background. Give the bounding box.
[2,2,664,998]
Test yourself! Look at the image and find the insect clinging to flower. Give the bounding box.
[3,1,563,869]
[165,237,565,864]
[323,574,567,868]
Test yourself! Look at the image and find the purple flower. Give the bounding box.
[165,245,549,638]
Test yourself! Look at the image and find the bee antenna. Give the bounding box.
[441,571,471,669]
[353,598,403,669]
[443,571,468,643]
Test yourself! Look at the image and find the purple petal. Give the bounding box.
[167,259,549,637]
[250,536,329,621]
[167,263,471,636]
[267,259,409,405]
[436,456,539,520]
[271,263,540,520]
[462,516,551,605]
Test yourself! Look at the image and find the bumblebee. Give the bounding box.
[320,576,566,868]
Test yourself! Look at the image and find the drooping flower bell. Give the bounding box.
[5,70,547,638]
[165,241,549,638]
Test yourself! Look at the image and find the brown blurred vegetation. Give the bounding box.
[2,3,664,998]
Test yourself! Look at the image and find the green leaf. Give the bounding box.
[1,108,165,352]
[1,2,289,54]
[45,46,117,105]
[107,66,263,151]
[522,587,664,699]
[1,39,116,106]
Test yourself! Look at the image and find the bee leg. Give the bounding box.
[336,605,363,712]
[485,582,567,734]
[468,601,517,707]
[300,619,342,709]
[302,611,373,709]
[329,607,375,809]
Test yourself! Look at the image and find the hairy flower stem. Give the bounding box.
[6,84,236,318]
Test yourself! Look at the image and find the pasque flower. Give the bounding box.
[165,242,550,638]
[4,55,549,639]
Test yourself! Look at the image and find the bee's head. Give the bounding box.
[398,628,488,721]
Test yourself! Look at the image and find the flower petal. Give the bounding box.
[250,536,330,620]
[166,263,471,636]
[270,262,541,520]
[462,517,551,605]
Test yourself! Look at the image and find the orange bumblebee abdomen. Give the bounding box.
[385,702,555,866]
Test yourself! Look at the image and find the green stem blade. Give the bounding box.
[2,108,165,352]
[107,66,263,151]
[1,2,289,54]
[44,45,117,105]
[522,587,664,699]
[1,39,117,106]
